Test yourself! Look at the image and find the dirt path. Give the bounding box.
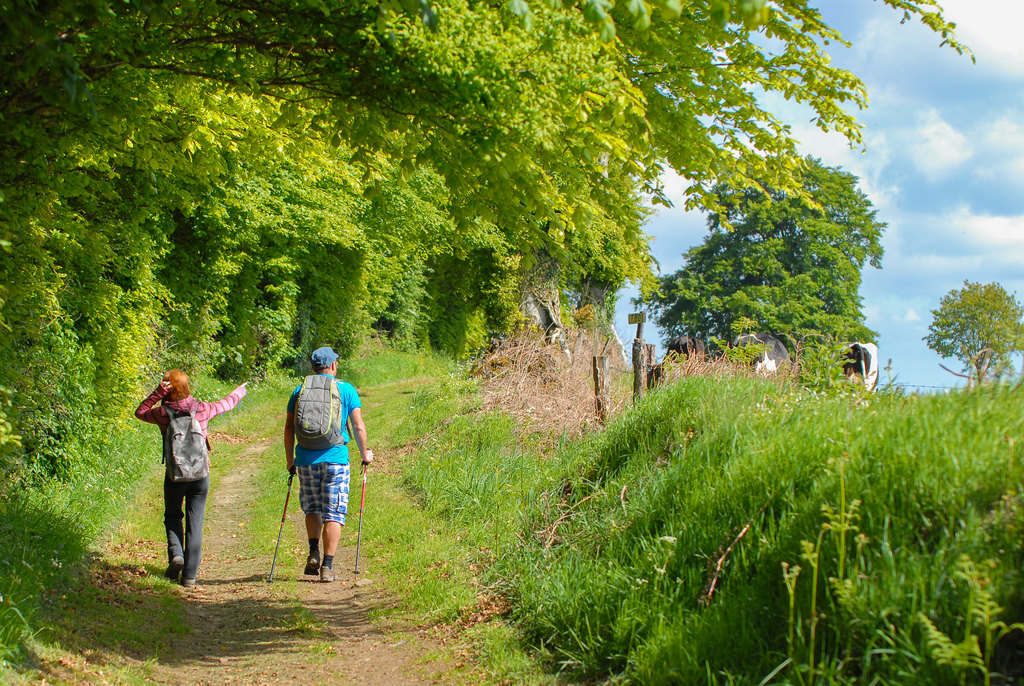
[139,439,456,686]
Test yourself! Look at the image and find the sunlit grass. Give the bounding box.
[12,345,1017,685]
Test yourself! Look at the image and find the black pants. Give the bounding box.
[163,475,210,580]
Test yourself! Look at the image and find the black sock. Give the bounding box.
[309,539,320,556]
[322,554,334,569]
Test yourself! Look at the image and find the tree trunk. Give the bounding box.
[580,280,628,366]
[519,251,567,353]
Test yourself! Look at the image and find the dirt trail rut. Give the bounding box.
[143,439,454,686]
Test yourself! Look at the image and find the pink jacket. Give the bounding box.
[135,384,247,444]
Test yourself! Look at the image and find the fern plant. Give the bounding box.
[919,555,1024,686]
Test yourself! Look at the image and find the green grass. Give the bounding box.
[505,380,1024,684]
[13,346,1020,685]
[0,350,553,685]
[0,413,155,667]
[391,371,1024,684]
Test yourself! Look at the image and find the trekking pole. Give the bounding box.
[354,462,368,574]
[268,472,294,583]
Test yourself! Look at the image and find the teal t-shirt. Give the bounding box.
[287,375,362,465]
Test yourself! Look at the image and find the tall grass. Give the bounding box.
[336,343,455,389]
[0,423,153,665]
[402,373,1024,684]
[517,380,1024,684]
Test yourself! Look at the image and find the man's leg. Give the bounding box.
[318,463,350,582]
[305,513,323,539]
[322,521,341,556]
[297,465,324,575]
[303,513,323,575]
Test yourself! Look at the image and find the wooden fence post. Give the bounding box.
[632,338,645,402]
[592,355,609,424]
[644,343,656,388]
[629,312,647,403]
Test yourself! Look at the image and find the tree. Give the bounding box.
[1,0,965,244]
[0,0,964,485]
[925,281,1024,386]
[647,157,885,345]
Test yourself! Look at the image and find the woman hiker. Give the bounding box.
[135,370,247,586]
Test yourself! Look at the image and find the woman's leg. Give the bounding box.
[181,475,210,581]
[163,477,186,564]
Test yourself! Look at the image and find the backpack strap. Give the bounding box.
[161,406,178,465]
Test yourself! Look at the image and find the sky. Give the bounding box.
[614,0,1024,391]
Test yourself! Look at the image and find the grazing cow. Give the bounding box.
[732,333,790,374]
[666,335,707,359]
[648,335,707,388]
[844,342,879,391]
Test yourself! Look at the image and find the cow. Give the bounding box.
[843,342,879,391]
[666,335,707,359]
[732,333,790,375]
[648,335,707,388]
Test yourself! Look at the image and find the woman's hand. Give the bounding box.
[362,450,374,465]
[158,380,172,395]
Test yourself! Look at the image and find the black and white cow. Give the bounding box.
[843,342,878,391]
[732,333,790,374]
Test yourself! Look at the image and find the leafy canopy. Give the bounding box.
[925,281,1024,384]
[2,0,965,236]
[0,0,964,486]
[647,157,885,345]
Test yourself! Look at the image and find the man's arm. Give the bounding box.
[284,410,296,475]
[349,407,373,464]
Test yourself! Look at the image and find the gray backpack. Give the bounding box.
[162,407,210,482]
[294,375,346,450]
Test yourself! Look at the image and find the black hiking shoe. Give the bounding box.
[304,553,320,575]
[165,555,185,580]
[319,564,336,583]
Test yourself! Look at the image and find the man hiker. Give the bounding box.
[284,346,373,582]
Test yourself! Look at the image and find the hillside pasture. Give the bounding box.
[407,364,1024,684]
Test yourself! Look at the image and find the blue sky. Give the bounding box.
[615,0,1024,391]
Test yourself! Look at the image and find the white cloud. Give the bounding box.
[949,206,1024,261]
[784,118,901,213]
[975,115,1024,183]
[938,0,1024,76]
[909,110,973,179]
[659,169,690,204]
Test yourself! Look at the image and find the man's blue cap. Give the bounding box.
[311,346,339,367]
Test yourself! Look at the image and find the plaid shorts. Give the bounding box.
[297,462,350,525]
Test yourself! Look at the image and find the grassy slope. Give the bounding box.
[403,374,1024,685]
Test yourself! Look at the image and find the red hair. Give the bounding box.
[163,370,191,401]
